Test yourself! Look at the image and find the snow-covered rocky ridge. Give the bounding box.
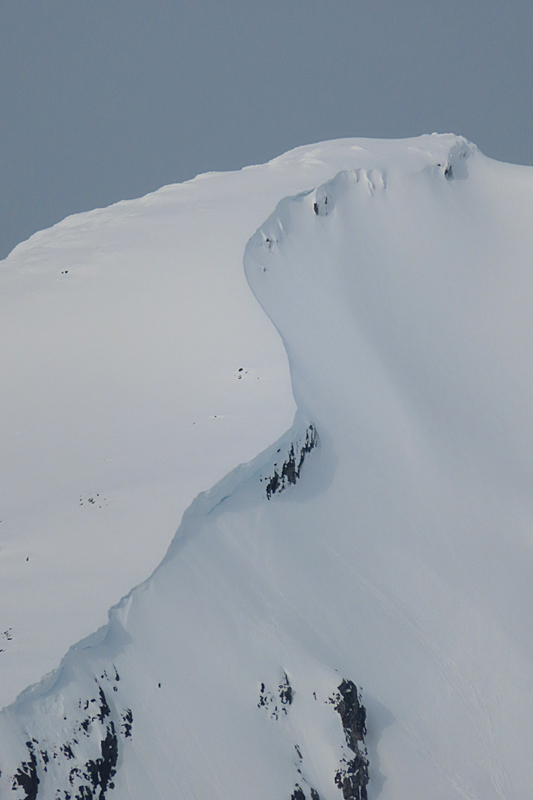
[0,138,377,707]
[2,134,533,799]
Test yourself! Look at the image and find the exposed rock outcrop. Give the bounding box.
[331,680,369,800]
[263,424,318,499]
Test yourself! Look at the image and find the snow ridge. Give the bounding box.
[2,134,533,800]
[0,413,367,800]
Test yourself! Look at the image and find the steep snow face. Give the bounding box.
[244,136,533,797]
[2,134,533,800]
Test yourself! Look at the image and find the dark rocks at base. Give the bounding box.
[331,680,370,800]
[97,688,111,723]
[121,709,133,739]
[335,751,369,800]
[80,718,91,734]
[11,742,39,800]
[279,673,293,708]
[7,676,130,799]
[265,424,318,499]
[259,683,279,720]
[258,682,269,710]
[259,673,293,720]
[61,744,75,760]
[83,721,118,798]
[334,679,367,750]
[290,785,321,800]
[71,721,118,800]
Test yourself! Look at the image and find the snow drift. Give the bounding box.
[2,134,533,799]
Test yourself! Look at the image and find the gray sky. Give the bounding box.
[1,0,532,260]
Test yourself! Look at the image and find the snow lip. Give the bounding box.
[0,131,484,718]
[2,133,479,265]
[245,134,479,267]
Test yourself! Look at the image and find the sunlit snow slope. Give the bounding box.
[0,141,373,706]
[2,134,533,800]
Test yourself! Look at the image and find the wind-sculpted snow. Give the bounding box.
[2,134,533,799]
[4,133,479,710]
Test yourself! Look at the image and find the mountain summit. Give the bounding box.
[2,135,533,799]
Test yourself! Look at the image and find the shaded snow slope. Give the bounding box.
[2,134,533,800]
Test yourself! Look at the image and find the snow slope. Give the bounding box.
[0,140,377,707]
[2,134,533,799]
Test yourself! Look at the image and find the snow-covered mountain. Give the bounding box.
[2,134,533,799]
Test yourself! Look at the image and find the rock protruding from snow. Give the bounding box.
[3,134,533,800]
[331,681,369,800]
[261,423,318,499]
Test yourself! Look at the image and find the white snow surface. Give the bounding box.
[2,134,533,799]
[1,141,369,706]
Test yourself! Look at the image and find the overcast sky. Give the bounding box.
[1,0,532,259]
